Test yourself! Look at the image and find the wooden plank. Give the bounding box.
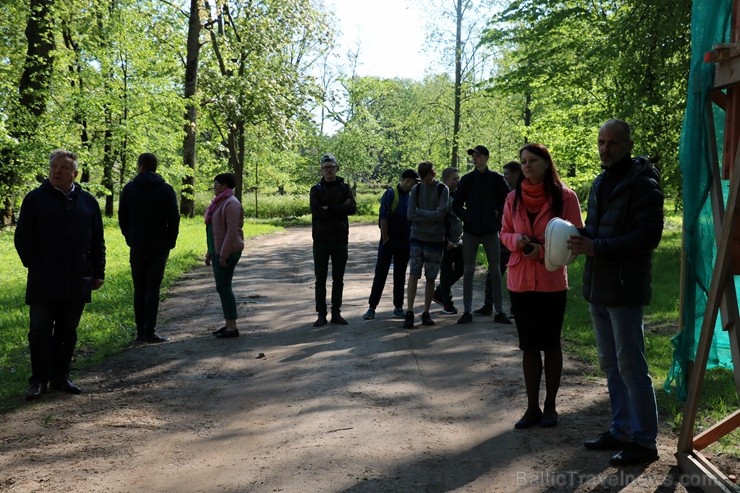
[693,409,740,450]
[676,452,740,493]
[715,55,740,88]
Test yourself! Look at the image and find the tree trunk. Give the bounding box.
[450,0,463,170]
[0,0,55,227]
[181,0,201,217]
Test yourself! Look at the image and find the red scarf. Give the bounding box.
[521,180,548,213]
[205,188,234,225]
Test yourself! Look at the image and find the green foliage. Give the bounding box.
[481,0,691,203]
[0,217,281,412]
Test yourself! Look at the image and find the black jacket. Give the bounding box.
[310,177,356,242]
[453,167,510,235]
[118,172,180,257]
[582,156,664,306]
[14,180,106,304]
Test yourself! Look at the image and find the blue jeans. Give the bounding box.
[589,303,658,448]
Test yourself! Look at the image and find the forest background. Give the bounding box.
[0,0,689,224]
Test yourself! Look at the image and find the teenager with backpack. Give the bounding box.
[362,169,420,320]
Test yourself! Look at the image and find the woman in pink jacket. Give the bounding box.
[500,143,583,429]
[204,173,245,338]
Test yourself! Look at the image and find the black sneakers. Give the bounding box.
[494,312,513,324]
[421,311,435,326]
[473,305,493,316]
[403,311,415,329]
[314,314,328,327]
[457,312,473,324]
[609,443,659,466]
[331,313,348,325]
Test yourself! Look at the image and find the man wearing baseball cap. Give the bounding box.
[453,145,513,325]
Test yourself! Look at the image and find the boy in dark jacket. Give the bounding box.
[453,145,512,325]
[310,153,357,327]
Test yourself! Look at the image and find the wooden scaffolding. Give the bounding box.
[676,2,740,491]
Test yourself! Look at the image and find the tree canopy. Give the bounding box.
[0,0,691,224]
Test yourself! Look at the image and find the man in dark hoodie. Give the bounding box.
[118,153,180,343]
[569,119,664,467]
[310,153,357,327]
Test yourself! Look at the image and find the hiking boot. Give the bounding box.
[457,312,473,324]
[393,308,405,319]
[421,311,435,326]
[494,312,513,324]
[473,305,493,316]
[331,313,348,325]
[362,308,375,320]
[403,311,415,329]
[314,313,328,327]
[442,304,458,315]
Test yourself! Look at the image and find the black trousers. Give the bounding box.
[313,240,348,315]
[130,251,169,337]
[436,244,464,306]
[28,300,85,385]
[368,237,410,310]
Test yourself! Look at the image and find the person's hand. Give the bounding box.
[523,243,540,259]
[446,241,455,251]
[205,253,212,266]
[219,256,227,267]
[516,235,530,251]
[92,279,104,290]
[343,198,352,205]
[568,235,595,257]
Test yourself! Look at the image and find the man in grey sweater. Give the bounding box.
[404,161,450,329]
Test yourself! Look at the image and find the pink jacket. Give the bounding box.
[500,186,583,293]
[210,195,244,259]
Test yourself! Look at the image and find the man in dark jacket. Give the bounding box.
[14,149,106,400]
[569,119,664,467]
[310,153,357,327]
[453,145,512,325]
[118,153,180,343]
[362,169,418,320]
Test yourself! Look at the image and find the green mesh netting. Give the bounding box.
[664,0,735,401]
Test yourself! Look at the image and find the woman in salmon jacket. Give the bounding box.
[500,143,583,429]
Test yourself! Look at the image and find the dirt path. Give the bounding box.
[0,225,702,492]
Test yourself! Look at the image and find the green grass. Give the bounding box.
[0,217,281,412]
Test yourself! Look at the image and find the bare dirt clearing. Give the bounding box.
[0,225,707,492]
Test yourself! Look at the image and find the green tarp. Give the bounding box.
[664,0,735,401]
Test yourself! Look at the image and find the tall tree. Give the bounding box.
[1,0,55,226]
[181,0,203,217]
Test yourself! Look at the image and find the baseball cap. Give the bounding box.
[401,169,420,182]
[467,145,490,157]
